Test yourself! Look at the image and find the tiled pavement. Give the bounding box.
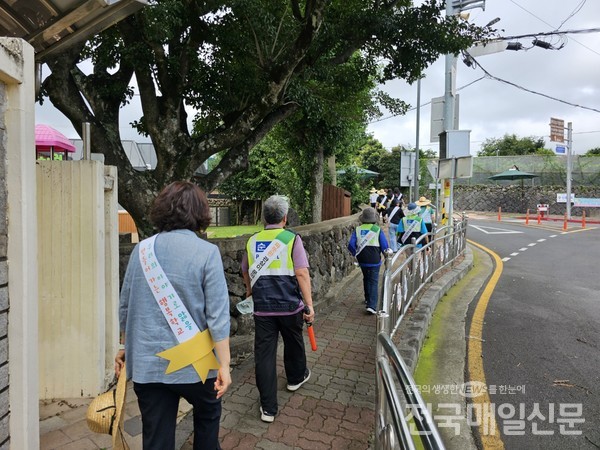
[181,269,376,449]
[39,268,376,449]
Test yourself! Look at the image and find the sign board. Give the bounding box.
[426,160,439,179]
[439,130,471,159]
[550,117,565,143]
[429,183,442,189]
[455,156,473,178]
[556,193,575,203]
[430,95,460,142]
[399,151,415,187]
[437,156,473,180]
[555,145,566,154]
[573,198,600,208]
[536,204,549,212]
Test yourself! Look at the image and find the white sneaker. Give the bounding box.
[287,369,311,392]
[366,307,376,315]
[259,406,275,423]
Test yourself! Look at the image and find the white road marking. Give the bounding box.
[528,243,536,247]
[502,257,511,261]
[470,224,524,234]
[537,239,546,242]
[519,248,528,251]
[510,252,519,256]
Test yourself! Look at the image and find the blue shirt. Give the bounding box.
[348,225,389,267]
[120,229,230,383]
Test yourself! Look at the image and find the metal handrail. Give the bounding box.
[375,215,468,449]
[378,333,445,450]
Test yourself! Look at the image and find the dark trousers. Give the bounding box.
[361,265,380,310]
[254,312,307,415]
[133,380,221,450]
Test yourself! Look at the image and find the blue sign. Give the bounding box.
[555,145,566,154]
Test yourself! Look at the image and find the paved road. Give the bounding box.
[467,218,600,449]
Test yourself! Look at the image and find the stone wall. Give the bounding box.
[120,214,360,354]
[454,185,600,217]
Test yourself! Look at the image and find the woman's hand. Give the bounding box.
[214,366,232,399]
[115,349,125,377]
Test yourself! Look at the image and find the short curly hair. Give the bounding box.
[150,181,211,232]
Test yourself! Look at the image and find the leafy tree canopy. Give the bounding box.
[583,147,600,156]
[477,134,550,157]
[42,0,490,236]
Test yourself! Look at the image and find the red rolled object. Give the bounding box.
[306,323,317,351]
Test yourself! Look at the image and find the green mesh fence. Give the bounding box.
[444,156,600,186]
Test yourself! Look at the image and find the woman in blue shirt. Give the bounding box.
[115,181,231,450]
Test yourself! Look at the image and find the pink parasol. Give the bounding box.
[35,124,76,153]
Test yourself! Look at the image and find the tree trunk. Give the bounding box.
[311,144,325,223]
[328,155,337,185]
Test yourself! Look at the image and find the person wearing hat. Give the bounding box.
[384,197,404,253]
[376,189,391,222]
[369,187,378,208]
[416,196,436,233]
[397,202,428,248]
[348,207,389,314]
[116,181,232,449]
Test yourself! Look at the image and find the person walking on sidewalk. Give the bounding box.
[416,196,436,233]
[397,202,428,248]
[369,187,378,208]
[116,181,232,450]
[241,195,314,423]
[348,207,389,314]
[384,198,404,253]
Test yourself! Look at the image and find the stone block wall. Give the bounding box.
[454,185,600,217]
[120,214,360,354]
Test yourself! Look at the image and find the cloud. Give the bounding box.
[367,0,600,154]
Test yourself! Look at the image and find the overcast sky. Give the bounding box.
[368,0,600,155]
[36,0,600,155]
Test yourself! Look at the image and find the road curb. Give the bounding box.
[395,247,474,373]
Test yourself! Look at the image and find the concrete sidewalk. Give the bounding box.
[40,248,476,449]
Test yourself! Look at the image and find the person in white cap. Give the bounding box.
[396,202,428,248]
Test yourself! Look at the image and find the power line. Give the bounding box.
[369,76,486,124]
[470,58,600,114]
[507,0,600,57]
[500,27,600,40]
[556,0,587,31]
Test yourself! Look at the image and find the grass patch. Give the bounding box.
[206,224,262,238]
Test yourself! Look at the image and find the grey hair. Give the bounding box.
[262,195,289,225]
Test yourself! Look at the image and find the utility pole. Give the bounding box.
[414,79,421,201]
[442,0,485,227]
[442,1,459,227]
[566,122,573,219]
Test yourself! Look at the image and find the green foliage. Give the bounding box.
[337,167,368,212]
[206,224,262,238]
[43,0,490,234]
[355,134,387,172]
[583,147,600,156]
[377,146,406,189]
[478,134,548,156]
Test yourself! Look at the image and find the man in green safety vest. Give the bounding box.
[241,195,314,423]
